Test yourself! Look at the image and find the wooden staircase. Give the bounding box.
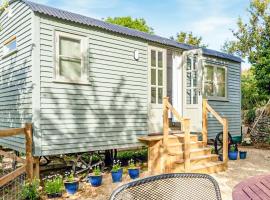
[139,97,228,175]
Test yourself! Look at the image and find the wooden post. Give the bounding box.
[183,118,191,172]
[223,118,228,167]
[202,99,208,146]
[24,123,33,182]
[33,157,40,179]
[163,97,169,147]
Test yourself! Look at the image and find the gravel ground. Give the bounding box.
[44,147,270,200]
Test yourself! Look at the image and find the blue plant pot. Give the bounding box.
[64,181,79,195]
[228,151,238,160]
[128,168,140,179]
[111,168,123,183]
[89,175,102,187]
[239,151,247,159]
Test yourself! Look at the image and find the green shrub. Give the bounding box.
[245,109,256,124]
[21,179,40,200]
[44,176,64,195]
[117,148,148,165]
[93,166,101,176]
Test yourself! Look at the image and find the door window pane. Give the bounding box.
[186,72,191,87]
[193,56,197,70]
[60,58,81,80]
[158,51,163,68]
[151,87,156,103]
[193,71,197,87]
[60,37,81,58]
[158,88,163,104]
[187,57,191,70]
[151,50,156,67]
[193,89,198,104]
[186,89,191,104]
[151,69,156,85]
[158,70,163,86]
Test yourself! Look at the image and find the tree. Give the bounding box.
[172,31,207,47]
[105,16,154,34]
[222,0,270,95]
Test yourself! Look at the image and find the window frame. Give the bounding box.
[1,35,17,59]
[148,46,166,106]
[203,64,228,101]
[55,31,88,84]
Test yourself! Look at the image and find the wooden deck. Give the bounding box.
[138,98,228,175]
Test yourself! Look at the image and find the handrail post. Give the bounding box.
[163,97,169,147]
[183,118,191,172]
[202,99,208,146]
[24,123,33,182]
[223,118,228,168]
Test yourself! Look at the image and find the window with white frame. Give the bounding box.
[2,36,17,57]
[55,31,88,83]
[150,49,165,104]
[203,65,227,99]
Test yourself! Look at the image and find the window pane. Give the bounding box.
[158,88,163,104]
[204,65,214,81]
[216,83,226,97]
[187,57,191,70]
[193,71,197,87]
[151,69,156,85]
[60,58,81,80]
[3,39,17,55]
[151,50,156,67]
[186,72,191,87]
[217,67,225,82]
[193,89,198,104]
[151,87,156,103]
[158,51,163,68]
[60,37,81,58]
[193,56,197,70]
[204,83,214,96]
[186,89,191,104]
[158,70,163,86]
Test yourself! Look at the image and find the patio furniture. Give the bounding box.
[109,173,222,200]
[233,174,270,200]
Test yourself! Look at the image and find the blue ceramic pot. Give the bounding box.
[239,151,247,159]
[128,168,140,179]
[228,151,238,160]
[111,168,123,183]
[64,181,79,195]
[89,175,102,187]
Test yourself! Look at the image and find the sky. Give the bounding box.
[31,0,250,69]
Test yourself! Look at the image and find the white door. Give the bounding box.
[148,46,166,134]
[182,49,203,132]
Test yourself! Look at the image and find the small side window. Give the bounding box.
[2,36,17,58]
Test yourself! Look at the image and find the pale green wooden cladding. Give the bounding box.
[0,1,241,156]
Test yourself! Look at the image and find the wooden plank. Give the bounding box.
[0,128,24,137]
[183,118,191,172]
[223,118,228,167]
[167,103,184,123]
[206,103,224,124]
[0,150,25,164]
[0,165,26,187]
[202,99,208,146]
[163,97,169,173]
[24,123,33,181]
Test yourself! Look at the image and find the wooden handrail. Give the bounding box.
[202,99,228,167]
[0,123,34,186]
[163,97,191,172]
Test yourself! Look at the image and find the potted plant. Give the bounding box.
[64,172,79,195]
[21,178,40,200]
[228,145,238,160]
[239,151,247,159]
[128,159,140,179]
[88,166,103,187]
[111,160,123,183]
[44,175,64,198]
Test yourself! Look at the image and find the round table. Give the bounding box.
[233,174,270,200]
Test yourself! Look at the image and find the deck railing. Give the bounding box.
[0,123,34,187]
[202,99,228,167]
[163,97,191,172]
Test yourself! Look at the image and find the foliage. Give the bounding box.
[171,31,207,47]
[111,160,122,172]
[241,69,268,110]
[0,0,9,13]
[245,109,256,124]
[105,16,154,34]
[65,171,75,182]
[44,176,64,195]
[21,179,40,200]
[117,148,147,163]
[229,145,237,152]
[222,0,270,95]
[92,166,101,176]
[128,159,137,169]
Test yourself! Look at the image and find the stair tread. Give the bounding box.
[168,147,211,156]
[167,141,204,147]
[173,134,198,138]
[175,154,219,163]
[191,161,224,171]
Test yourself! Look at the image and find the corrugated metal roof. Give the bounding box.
[19,0,242,63]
